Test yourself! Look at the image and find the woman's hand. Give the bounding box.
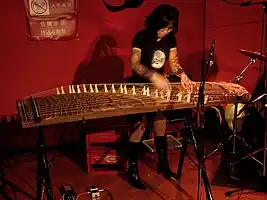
[150,72,171,90]
[181,73,194,91]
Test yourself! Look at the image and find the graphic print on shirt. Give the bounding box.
[151,49,166,69]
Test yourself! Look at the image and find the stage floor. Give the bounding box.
[3,144,267,200]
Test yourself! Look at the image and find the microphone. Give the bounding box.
[207,39,215,67]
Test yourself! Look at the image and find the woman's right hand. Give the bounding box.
[150,72,171,90]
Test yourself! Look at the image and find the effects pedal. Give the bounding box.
[59,184,76,200]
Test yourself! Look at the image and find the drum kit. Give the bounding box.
[205,48,267,181]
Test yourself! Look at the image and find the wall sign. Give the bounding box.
[29,0,50,16]
[25,0,78,41]
[27,15,77,40]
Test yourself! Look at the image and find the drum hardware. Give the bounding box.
[204,103,251,159]
[234,48,267,117]
[205,55,257,160]
[252,93,267,103]
[233,57,256,83]
[229,93,266,167]
[230,54,258,156]
[226,1,267,194]
[237,48,267,61]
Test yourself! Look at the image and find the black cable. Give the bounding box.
[202,0,207,79]
[219,0,255,6]
[104,189,115,200]
[258,5,265,82]
[236,188,244,200]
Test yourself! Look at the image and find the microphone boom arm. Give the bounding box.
[233,58,256,83]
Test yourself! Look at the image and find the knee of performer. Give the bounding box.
[129,119,147,142]
[154,113,166,121]
[153,118,167,137]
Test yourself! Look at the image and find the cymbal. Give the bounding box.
[237,49,267,61]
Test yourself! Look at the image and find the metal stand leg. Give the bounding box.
[204,55,257,160]
[36,127,53,200]
[0,180,13,200]
[177,119,213,200]
[176,139,187,180]
[0,177,34,200]
[205,103,251,161]
[205,143,224,159]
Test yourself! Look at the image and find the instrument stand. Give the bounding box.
[36,127,54,200]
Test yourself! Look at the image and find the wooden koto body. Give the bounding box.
[16,82,251,128]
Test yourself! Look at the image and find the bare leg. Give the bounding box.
[153,117,166,137]
[129,118,147,142]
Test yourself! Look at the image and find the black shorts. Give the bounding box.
[126,109,191,126]
[126,111,166,126]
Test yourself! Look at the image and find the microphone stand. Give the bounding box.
[176,39,214,199]
[195,37,215,200]
[176,1,213,199]
[193,0,214,199]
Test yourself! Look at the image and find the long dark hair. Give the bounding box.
[145,4,179,35]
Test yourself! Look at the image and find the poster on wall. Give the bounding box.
[24,0,78,41]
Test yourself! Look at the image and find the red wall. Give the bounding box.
[206,1,262,89]
[0,0,263,116]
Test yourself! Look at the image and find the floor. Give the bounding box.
[2,141,267,200]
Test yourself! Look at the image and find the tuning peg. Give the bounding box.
[94,84,99,93]
[89,84,94,93]
[56,88,60,95]
[104,84,108,93]
[61,86,65,94]
[71,85,76,93]
[77,85,81,93]
[83,84,87,93]
[124,85,128,94]
[132,86,136,95]
[111,84,116,93]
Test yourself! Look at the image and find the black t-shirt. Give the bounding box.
[131,28,177,83]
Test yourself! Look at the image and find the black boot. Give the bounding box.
[127,142,146,190]
[155,136,176,179]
